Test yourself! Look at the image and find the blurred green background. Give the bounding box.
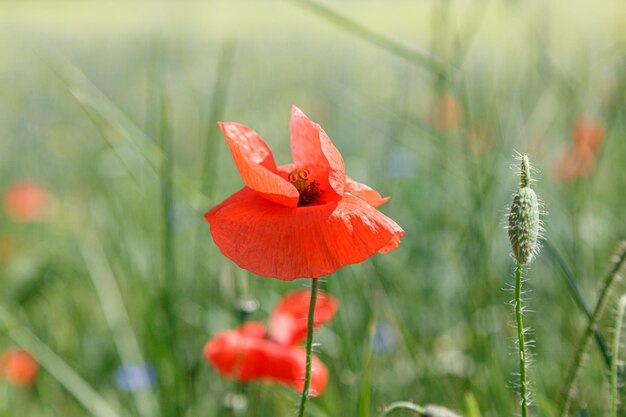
[1,0,626,416]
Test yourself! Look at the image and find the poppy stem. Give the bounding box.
[514,262,529,417]
[297,278,319,417]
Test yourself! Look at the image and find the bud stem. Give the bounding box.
[515,262,529,417]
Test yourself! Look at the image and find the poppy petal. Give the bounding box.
[205,187,257,223]
[204,326,328,395]
[345,177,390,207]
[270,290,339,346]
[208,192,405,280]
[290,106,345,202]
[219,122,299,208]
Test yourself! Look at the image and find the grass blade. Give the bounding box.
[284,0,454,78]
[78,226,160,417]
[611,295,626,417]
[544,240,611,367]
[0,307,124,417]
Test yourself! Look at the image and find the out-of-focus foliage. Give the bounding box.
[1,1,625,416]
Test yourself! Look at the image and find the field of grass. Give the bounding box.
[1,1,626,416]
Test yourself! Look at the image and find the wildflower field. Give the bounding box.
[1,1,626,416]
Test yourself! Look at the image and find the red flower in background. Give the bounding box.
[0,349,38,387]
[270,290,338,346]
[203,290,338,395]
[3,181,51,222]
[554,115,605,183]
[555,148,596,183]
[571,115,605,154]
[421,92,463,133]
[205,106,404,280]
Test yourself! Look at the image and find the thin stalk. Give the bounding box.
[157,89,184,417]
[378,401,426,416]
[515,263,529,417]
[559,242,626,417]
[297,278,319,417]
[545,241,611,367]
[284,0,453,79]
[0,307,123,417]
[78,229,160,417]
[611,295,626,417]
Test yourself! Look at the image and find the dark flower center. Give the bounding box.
[288,167,323,206]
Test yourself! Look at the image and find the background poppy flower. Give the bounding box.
[204,290,338,395]
[0,348,39,387]
[554,148,596,183]
[204,322,329,395]
[3,180,51,222]
[205,106,404,280]
[571,115,605,154]
[269,290,338,346]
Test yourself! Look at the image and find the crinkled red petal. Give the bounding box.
[290,106,345,203]
[207,191,404,280]
[345,176,390,207]
[203,325,328,395]
[270,290,339,346]
[219,122,299,208]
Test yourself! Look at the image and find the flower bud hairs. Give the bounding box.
[506,154,545,417]
[508,154,544,265]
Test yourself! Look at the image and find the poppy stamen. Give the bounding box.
[288,167,323,206]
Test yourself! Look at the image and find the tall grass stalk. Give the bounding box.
[284,0,453,78]
[78,229,159,417]
[0,307,123,417]
[545,242,611,367]
[560,241,626,416]
[610,295,626,417]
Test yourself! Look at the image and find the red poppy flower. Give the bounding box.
[269,290,338,346]
[204,290,338,395]
[205,106,404,280]
[3,181,51,222]
[571,115,604,154]
[0,349,38,387]
[204,322,328,395]
[554,147,596,183]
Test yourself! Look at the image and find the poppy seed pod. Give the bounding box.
[508,155,542,265]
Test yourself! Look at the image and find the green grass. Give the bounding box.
[1,1,626,416]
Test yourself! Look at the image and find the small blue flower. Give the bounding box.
[114,363,156,392]
[372,321,396,353]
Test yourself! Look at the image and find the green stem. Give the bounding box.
[611,296,626,417]
[284,0,453,79]
[559,242,626,417]
[297,278,320,417]
[378,401,426,416]
[515,263,529,417]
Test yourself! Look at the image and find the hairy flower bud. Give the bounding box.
[508,155,542,265]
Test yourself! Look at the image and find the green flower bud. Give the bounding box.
[508,155,542,265]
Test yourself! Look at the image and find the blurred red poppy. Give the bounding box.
[270,290,338,346]
[554,148,596,183]
[3,181,51,222]
[204,322,329,395]
[421,93,463,133]
[204,289,338,395]
[0,349,38,387]
[205,106,404,280]
[571,115,604,154]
